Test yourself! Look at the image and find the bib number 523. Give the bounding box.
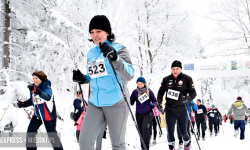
[88,64,105,75]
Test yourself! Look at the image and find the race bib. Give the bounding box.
[33,94,44,104]
[88,59,107,78]
[197,109,203,114]
[167,89,180,100]
[210,113,214,117]
[138,93,149,104]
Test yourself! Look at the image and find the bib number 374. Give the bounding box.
[167,89,180,100]
[88,59,108,78]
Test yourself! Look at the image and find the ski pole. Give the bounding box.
[23,108,31,119]
[23,108,46,137]
[152,108,162,136]
[158,107,171,147]
[0,102,12,122]
[185,103,201,150]
[33,96,53,150]
[106,56,147,150]
[218,114,225,136]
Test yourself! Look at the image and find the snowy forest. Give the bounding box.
[0,0,250,149]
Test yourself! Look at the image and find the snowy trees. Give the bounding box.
[208,0,250,56]
[121,0,204,86]
[2,0,204,90]
[6,0,89,92]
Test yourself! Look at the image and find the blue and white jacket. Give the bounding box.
[24,80,56,121]
[86,40,134,107]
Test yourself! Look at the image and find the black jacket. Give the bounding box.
[195,105,207,121]
[157,73,197,112]
[207,109,221,122]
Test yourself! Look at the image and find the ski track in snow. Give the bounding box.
[5,120,248,150]
[1,106,250,150]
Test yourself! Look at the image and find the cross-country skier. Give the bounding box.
[149,102,161,144]
[73,91,86,142]
[17,71,63,150]
[177,100,198,148]
[215,108,222,133]
[130,77,157,150]
[195,99,207,140]
[207,104,221,136]
[190,110,196,135]
[72,15,134,150]
[227,96,250,140]
[157,60,197,150]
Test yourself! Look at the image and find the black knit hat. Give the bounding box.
[89,15,111,35]
[171,60,182,69]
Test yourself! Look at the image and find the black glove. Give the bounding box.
[226,117,228,120]
[17,100,25,108]
[73,69,86,84]
[158,105,164,114]
[181,96,188,103]
[189,102,194,107]
[99,42,118,61]
[34,87,42,95]
[27,83,35,92]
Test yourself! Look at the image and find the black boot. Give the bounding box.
[76,131,80,142]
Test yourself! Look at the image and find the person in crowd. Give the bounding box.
[130,77,157,150]
[17,71,63,150]
[72,15,134,150]
[227,96,250,140]
[223,114,227,123]
[229,114,234,124]
[215,108,222,133]
[73,91,86,142]
[207,104,221,136]
[195,99,207,140]
[157,60,197,150]
[149,102,161,144]
[190,110,196,135]
[177,100,198,148]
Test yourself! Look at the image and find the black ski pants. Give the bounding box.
[26,116,63,150]
[195,119,205,138]
[177,120,191,144]
[136,112,154,150]
[209,121,218,134]
[191,121,195,134]
[165,109,189,149]
[149,116,157,139]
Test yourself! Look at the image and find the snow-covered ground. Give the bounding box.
[1,81,250,150]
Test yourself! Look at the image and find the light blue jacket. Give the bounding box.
[86,40,134,107]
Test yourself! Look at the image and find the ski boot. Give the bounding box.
[76,131,80,142]
[152,139,156,144]
[184,141,190,150]
[179,142,183,149]
[234,130,239,137]
[210,132,213,137]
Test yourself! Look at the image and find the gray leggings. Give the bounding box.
[79,101,128,150]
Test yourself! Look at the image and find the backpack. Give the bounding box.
[70,98,84,121]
